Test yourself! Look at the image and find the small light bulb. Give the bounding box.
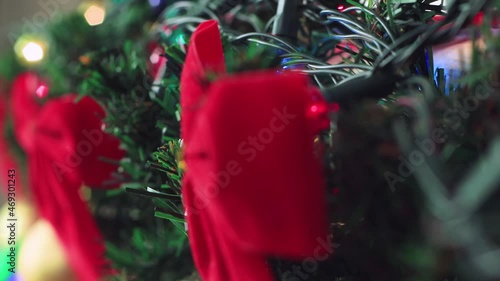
[84,4,106,26]
[149,0,161,7]
[21,42,44,62]
[35,85,49,98]
[150,52,160,64]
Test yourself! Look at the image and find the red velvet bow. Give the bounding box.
[11,72,124,281]
[180,20,329,281]
[0,83,24,197]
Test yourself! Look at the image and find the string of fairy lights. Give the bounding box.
[12,1,106,64]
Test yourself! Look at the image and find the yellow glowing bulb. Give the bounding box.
[21,42,44,62]
[84,5,106,26]
[19,219,76,281]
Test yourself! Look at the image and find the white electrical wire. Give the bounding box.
[342,6,396,42]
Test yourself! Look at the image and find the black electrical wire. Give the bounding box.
[272,0,301,39]
[322,0,492,105]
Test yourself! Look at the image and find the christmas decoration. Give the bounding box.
[1,0,500,281]
[0,1,197,280]
[10,73,45,152]
[180,20,328,281]
[0,90,23,196]
[10,73,124,281]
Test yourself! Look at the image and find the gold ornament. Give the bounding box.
[18,219,77,281]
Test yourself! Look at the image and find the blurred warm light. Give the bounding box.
[22,43,44,62]
[79,55,91,65]
[14,37,46,64]
[19,219,76,281]
[84,4,106,26]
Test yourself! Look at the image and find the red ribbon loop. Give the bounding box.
[180,20,329,281]
[11,73,124,281]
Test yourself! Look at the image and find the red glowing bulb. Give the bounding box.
[330,103,340,112]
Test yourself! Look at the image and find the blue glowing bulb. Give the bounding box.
[149,0,161,7]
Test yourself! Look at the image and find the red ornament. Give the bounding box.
[180,20,329,281]
[11,73,124,281]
